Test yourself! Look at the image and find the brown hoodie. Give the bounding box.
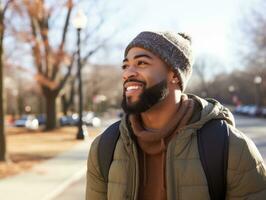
[130,95,195,200]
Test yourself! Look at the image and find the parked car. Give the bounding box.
[261,107,266,118]
[235,105,254,116]
[247,105,260,116]
[59,115,78,126]
[59,112,101,127]
[14,115,39,130]
[234,105,250,115]
[241,105,253,115]
[82,112,100,127]
[14,115,28,127]
[37,114,46,125]
[234,105,243,114]
[234,105,266,118]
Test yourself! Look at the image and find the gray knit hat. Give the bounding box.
[124,31,194,91]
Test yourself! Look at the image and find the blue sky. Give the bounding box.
[89,0,259,72]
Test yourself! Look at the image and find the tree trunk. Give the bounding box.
[61,95,68,116]
[0,53,6,161]
[18,92,24,116]
[38,95,44,114]
[0,5,6,161]
[44,89,57,130]
[61,80,75,116]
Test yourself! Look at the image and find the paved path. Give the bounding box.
[54,176,86,200]
[0,121,117,200]
[0,138,93,200]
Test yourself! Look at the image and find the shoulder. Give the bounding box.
[227,124,264,172]
[88,134,101,171]
[226,125,266,198]
[89,120,122,161]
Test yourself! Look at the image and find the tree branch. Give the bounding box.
[81,29,118,64]
[3,0,14,14]
[29,17,43,74]
[36,0,51,77]
[83,17,105,42]
[55,51,76,95]
[51,0,73,80]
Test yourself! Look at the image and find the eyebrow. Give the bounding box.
[123,54,153,62]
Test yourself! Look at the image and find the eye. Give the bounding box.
[121,64,128,70]
[137,60,148,66]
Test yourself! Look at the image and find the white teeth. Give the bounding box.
[126,86,141,91]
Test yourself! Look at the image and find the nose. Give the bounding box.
[122,65,138,81]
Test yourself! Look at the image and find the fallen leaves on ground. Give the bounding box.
[0,126,100,179]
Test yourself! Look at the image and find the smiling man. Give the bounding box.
[86,31,266,200]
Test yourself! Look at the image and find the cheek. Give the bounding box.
[146,69,167,86]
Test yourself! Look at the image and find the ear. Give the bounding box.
[169,71,179,84]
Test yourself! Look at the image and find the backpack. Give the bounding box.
[98,119,229,200]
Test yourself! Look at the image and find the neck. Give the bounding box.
[140,90,181,130]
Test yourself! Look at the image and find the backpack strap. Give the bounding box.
[98,120,121,182]
[197,119,229,200]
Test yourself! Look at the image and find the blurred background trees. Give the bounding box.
[188,0,266,107]
[2,0,123,130]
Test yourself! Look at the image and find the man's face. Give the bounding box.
[121,47,171,114]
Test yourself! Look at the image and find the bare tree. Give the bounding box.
[240,0,266,68]
[62,64,122,114]
[61,76,75,115]
[25,0,75,130]
[193,58,209,96]
[0,0,13,162]
[191,55,222,97]
[6,0,122,130]
[237,0,266,106]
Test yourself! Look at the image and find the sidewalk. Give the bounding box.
[0,134,94,200]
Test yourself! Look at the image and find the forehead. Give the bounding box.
[124,47,173,75]
[124,47,156,61]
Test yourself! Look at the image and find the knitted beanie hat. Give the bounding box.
[124,31,194,91]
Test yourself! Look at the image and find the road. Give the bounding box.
[235,115,266,160]
[53,115,266,200]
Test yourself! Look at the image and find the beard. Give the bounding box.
[121,79,169,114]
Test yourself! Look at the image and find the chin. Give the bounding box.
[126,95,140,104]
[126,100,139,108]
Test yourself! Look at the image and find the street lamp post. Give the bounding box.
[72,9,87,140]
[254,76,262,108]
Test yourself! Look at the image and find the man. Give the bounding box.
[86,31,266,200]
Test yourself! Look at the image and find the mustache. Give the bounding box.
[123,78,146,87]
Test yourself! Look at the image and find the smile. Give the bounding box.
[124,82,144,95]
[126,85,142,91]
